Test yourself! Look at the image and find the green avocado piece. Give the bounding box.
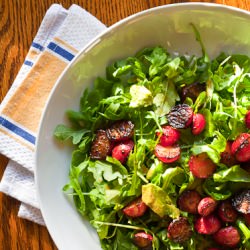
[142,183,180,219]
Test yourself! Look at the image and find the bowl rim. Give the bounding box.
[35,2,250,248]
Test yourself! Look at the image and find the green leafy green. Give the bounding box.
[214,165,250,183]
[54,124,90,144]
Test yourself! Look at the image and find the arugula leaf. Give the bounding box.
[213,165,250,183]
[236,219,250,248]
[153,81,180,116]
[53,125,90,144]
[145,47,168,77]
[112,229,138,250]
[203,178,232,200]
[162,167,185,191]
[191,131,226,163]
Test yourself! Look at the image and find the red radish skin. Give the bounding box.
[133,232,153,248]
[220,141,238,166]
[155,144,180,163]
[112,140,134,164]
[231,133,250,162]
[157,125,180,146]
[217,200,238,223]
[188,153,216,178]
[213,226,240,248]
[178,190,201,214]
[192,113,206,135]
[198,197,218,217]
[245,110,250,129]
[194,214,221,235]
[123,197,147,218]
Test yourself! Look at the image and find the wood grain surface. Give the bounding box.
[0,0,249,249]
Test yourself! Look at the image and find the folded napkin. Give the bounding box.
[0,4,106,225]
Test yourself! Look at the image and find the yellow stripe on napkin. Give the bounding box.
[1,51,67,134]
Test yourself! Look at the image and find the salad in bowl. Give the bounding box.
[54,27,250,249]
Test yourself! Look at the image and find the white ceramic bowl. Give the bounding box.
[36,3,250,250]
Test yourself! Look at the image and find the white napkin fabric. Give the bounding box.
[0,4,106,225]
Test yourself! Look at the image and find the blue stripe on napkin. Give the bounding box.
[0,116,36,145]
[24,60,34,67]
[32,42,44,51]
[47,42,74,61]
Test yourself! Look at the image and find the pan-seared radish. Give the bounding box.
[106,120,134,142]
[192,113,206,135]
[155,144,181,163]
[90,130,112,160]
[217,200,238,223]
[167,217,193,243]
[188,153,216,178]
[133,232,153,249]
[213,226,240,248]
[232,189,250,214]
[167,104,193,129]
[177,190,201,214]
[231,133,250,162]
[197,197,218,217]
[112,140,134,164]
[194,214,221,235]
[123,197,148,218]
[156,125,180,146]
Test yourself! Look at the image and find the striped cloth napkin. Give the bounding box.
[0,4,106,225]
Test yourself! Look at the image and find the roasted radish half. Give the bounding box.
[197,197,218,217]
[133,232,153,249]
[155,144,181,163]
[231,133,250,162]
[123,197,148,218]
[167,104,193,129]
[106,120,134,142]
[177,190,201,214]
[188,153,216,179]
[194,214,221,235]
[90,130,112,160]
[167,217,193,243]
[217,200,238,223]
[192,113,206,135]
[232,189,250,214]
[156,125,180,146]
[213,226,240,248]
[112,139,134,164]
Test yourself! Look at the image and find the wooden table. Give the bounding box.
[1,0,249,249]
